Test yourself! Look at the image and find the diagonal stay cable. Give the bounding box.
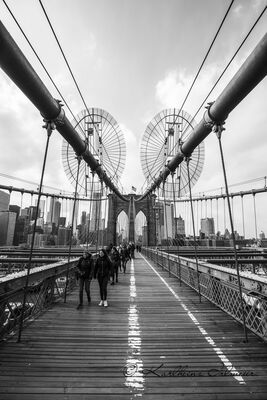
[38,0,124,188]
[38,0,90,119]
[180,5,267,138]
[169,0,235,132]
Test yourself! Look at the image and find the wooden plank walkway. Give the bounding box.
[0,253,267,399]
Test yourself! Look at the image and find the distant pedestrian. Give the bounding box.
[76,251,94,309]
[94,249,113,307]
[120,245,130,273]
[110,246,120,284]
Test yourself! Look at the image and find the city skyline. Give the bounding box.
[1,189,264,249]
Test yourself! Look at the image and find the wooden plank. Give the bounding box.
[0,254,267,399]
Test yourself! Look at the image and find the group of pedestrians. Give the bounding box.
[75,242,140,309]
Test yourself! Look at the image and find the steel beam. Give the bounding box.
[0,21,128,201]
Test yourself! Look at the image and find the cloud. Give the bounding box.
[0,72,75,194]
[85,33,97,54]
[233,4,243,16]
[155,65,222,115]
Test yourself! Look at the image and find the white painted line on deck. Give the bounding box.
[125,258,145,397]
[141,254,246,385]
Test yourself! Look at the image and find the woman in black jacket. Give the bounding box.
[94,249,112,307]
[76,251,94,309]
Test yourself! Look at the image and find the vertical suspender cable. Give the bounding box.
[103,187,108,247]
[216,198,219,235]
[186,158,201,303]
[253,193,258,241]
[20,192,24,211]
[17,122,53,342]
[87,173,95,250]
[162,181,171,276]
[172,173,182,285]
[223,197,226,233]
[211,199,213,219]
[64,156,82,303]
[95,179,104,253]
[216,130,248,342]
[241,195,246,239]
[231,196,234,229]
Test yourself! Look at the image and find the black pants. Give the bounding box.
[79,278,91,304]
[112,261,119,282]
[121,258,128,273]
[98,275,109,300]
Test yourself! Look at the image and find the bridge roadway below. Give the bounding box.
[0,254,267,399]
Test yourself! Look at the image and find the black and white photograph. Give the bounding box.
[0,0,267,398]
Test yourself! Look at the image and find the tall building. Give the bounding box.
[68,197,79,234]
[35,199,45,218]
[9,205,20,220]
[29,206,39,221]
[154,202,164,244]
[175,215,185,236]
[48,198,61,225]
[57,226,71,246]
[13,215,29,245]
[36,217,44,229]
[53,200,61,225]
[163,201,174,239]
[0,190,9,211]
[89,191,101,231]
[81,211,87,225]
[58,217,66,227]
[200,218,215,238]
[0,211,16,245]
[21,208,29,217]
[259,231,265,240]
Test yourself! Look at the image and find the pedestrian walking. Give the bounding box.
[110,246,120,284]
[94,248,113,307]
[76,251,94,309]
[120,245,130,274]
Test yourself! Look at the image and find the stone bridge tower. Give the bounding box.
[106,193,156,246]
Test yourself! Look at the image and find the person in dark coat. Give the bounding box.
[110,246,120,285]
[94,249,113,307]
[119,245,130,273]
[76,251,94,309]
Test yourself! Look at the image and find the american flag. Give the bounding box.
[131,186,137,192]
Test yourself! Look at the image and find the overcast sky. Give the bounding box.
[0,0,266,237]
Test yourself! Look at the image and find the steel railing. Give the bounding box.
[0,259,78,341]
[143,247,267,342]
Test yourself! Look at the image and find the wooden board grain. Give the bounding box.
[0,253,267,399]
